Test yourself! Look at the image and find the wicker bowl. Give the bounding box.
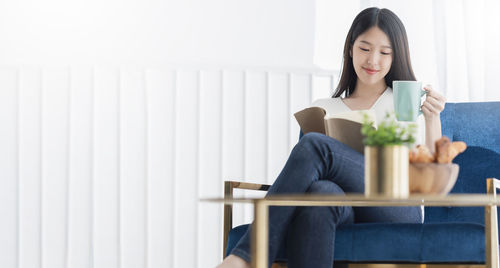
[409,163,459,195]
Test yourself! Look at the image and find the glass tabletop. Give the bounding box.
[201,193,500,207]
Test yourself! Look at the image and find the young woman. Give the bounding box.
[217,7,446,268]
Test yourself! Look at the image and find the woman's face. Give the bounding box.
[351,26,393,88]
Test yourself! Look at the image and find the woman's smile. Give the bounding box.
[362,67,379,75]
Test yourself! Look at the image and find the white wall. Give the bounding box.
[485,0,500,100]
[0,66,335,268]
[0,1,321,268]
[0,0,315,68]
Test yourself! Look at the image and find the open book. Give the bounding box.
[294,107,377,154]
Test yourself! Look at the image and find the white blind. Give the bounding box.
[0,65,336,268]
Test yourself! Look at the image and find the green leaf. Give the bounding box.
[361,112,417,146]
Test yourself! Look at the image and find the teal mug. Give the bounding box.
[393,81,427,122]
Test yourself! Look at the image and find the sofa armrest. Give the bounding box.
[225,180,271,194]
[486,178,500,268]
[487,178,500,194]
[223,180,271,259]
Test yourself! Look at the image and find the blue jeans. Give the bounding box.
[230,132,422,268]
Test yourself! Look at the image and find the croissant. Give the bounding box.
[409,144,435,163]
[435,136,467,163]
[409,150,418,163]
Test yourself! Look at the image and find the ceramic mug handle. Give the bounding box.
[418,89,428,116]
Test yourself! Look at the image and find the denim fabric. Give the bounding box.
[230,132,422,268]
[285,180,354,268]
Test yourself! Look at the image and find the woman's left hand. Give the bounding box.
[421,85,446,119]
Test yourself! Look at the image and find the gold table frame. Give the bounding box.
[203,179,500,268]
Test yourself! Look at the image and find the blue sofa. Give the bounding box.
[224,102,500,266]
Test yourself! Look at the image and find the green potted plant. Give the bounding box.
[361,113,417,198]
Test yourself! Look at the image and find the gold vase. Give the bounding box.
[364,145,409,198]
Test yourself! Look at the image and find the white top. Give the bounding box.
[311,87,426,147]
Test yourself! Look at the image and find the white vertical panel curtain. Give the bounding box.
[0,66,335,268]
[314,0,500,102]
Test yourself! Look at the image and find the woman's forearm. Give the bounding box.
[425,116,442,154]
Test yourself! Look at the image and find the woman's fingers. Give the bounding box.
[423,85,446,114]
[424,85,446,103]
[421,104,432,114]
[421,101,440,115]
[424,96,445,111]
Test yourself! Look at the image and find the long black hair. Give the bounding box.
[333,7,416,98]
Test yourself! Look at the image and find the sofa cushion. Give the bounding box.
[424,146,500,225]
[335,222,485,263]
[441,102,500,155]
[427,102,500,225]
[227,222,486,263]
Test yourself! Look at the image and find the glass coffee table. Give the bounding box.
[202,194,500,268]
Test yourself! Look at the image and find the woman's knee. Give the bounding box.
[299,132,326,147]
[298,132,344,153]
[307,180,345,195]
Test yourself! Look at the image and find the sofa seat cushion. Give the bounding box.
[227,222,486,263]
